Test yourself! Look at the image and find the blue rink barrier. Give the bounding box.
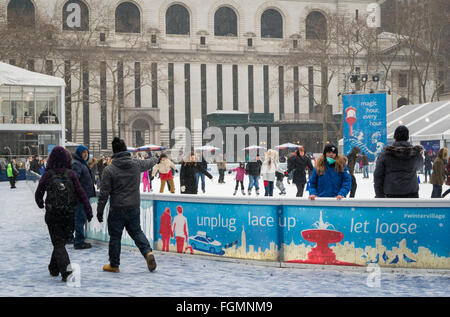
[86,194,450,269]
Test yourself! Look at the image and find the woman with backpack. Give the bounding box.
[35,146,93,282]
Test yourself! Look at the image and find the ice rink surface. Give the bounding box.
[0,173,448,297]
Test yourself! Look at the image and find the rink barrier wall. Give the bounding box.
[86,194,450,270]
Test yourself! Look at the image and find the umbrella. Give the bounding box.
[136,144,167,151]
[127,147,138,152]
[242,145,267,151]
[275,143,302,150]
[194,145,220,151]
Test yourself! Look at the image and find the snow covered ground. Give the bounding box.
[0,175,449,297]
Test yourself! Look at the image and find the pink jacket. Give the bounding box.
[232,167,246,181]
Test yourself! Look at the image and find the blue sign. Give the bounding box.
[343,93,387,162]
[420,140,440,155]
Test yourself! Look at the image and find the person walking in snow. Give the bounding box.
[35,146,93,282]
[430,147,448,198]
[71,145,96,250]
[308,144,352,200]
[172,206,189,254]
[229,162,246,196]
[374,125,424,198]
[96,137,158,273]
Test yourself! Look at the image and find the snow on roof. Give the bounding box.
[388,100,450,141]
[0,62,65,87]
[208,110,248,115]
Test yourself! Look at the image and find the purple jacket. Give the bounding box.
[35,146,92,217]
[232,167,246,181]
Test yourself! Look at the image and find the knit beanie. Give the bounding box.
[323,143,338,156]
[112,137,127,154]
[177,206,183,214]
[394,125,409,142]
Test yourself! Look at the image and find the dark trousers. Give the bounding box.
[431,185,442,198]
[424,169,432,183]
[218,169,225,183]
[350,174,357,198]
[264,181,274,197]
[74,203,87,247]
[386,192,419,198]
[107,208,152,268]
[9,177,16,188]
[235,180,244,190]
[295,183,305,197]
[45,211,74,275]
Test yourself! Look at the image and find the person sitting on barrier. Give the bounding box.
[374,125,424,198]
[96,137,158,273]
[308,144,351,200]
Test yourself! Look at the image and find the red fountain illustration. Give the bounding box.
[345,106,357,136]
[286,211,360,266]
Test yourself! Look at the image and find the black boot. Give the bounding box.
[61,271,72,282]
[74,242,92,250]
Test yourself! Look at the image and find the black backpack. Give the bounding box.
[46,169,77,213]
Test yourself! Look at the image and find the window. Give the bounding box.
[115,2,141,33]
[214,6,237,37]
[261,9,283,38]
[200,36,206,45]
[166,4,190,35]
[63,0,89,31]
[398,73,408,88]
[7,0,35,28]
[306,11,327,40]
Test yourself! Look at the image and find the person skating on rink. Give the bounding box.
[308,144,351,200]
[180,152,213,195]
[261,150,283,197]
[286,146,313,197]
[229,162,246,196]
[35,146,93,282]
[245,154,262,196]
[152,153,178,193]
[374,125,424,198]
[97,137,158,273]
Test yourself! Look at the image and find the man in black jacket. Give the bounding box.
[97,137,158,273]
[245,154,262,196]
[287,147,314,197]
[30,155,41,175]
[374,125,424,198]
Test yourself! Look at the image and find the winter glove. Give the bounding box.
[97,210,104,223]
[181,186,186,193]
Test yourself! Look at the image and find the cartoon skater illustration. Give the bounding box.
[159,207,173,252]
[172,206,189,253]
[347,129,385,162]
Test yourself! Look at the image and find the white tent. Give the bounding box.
[0,62,65,87]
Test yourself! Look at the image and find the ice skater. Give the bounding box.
[229,162,246,196]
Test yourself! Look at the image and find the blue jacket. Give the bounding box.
[72,145,96,198]
[308,156,352,198]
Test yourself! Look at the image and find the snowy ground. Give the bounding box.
[0,175,449,297]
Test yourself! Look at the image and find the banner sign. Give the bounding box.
[343,93,387,162]
[420,140,441,156]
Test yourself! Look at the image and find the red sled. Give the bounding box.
[184,246,194,254]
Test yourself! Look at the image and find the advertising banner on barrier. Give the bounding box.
[343,93,387,162]
[282,206,449,268]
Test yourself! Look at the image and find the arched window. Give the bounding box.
[166,4,190,35]
[63,0,89,31]
[214,6,237,37]
[115,2,141,33]
[397,97,408,108]
[7,0,35,28]
[261,9,283,38]
[305,11,327,40]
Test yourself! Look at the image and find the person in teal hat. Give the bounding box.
[308,144,352,200]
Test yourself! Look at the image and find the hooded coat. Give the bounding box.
[72,145,96,198]
[97,151,157,214]
[308,155,351,198]
[287,152,314,185]
[35,146,92,217]
[180,160,212,194]
[374,141,424,197]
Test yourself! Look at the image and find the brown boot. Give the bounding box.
[146,252,157,272]
[103,264,120,273]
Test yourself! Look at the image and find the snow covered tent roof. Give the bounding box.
[387,100,450,142]
[0,62,65,87]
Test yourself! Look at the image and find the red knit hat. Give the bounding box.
[177,206,183,214]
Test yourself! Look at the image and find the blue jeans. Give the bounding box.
[74,203,87,247]
[363,165,369,178]
[195,172,206,192]
[264,181,274,196]
[107,208,152,267]
[248,175,260,191]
